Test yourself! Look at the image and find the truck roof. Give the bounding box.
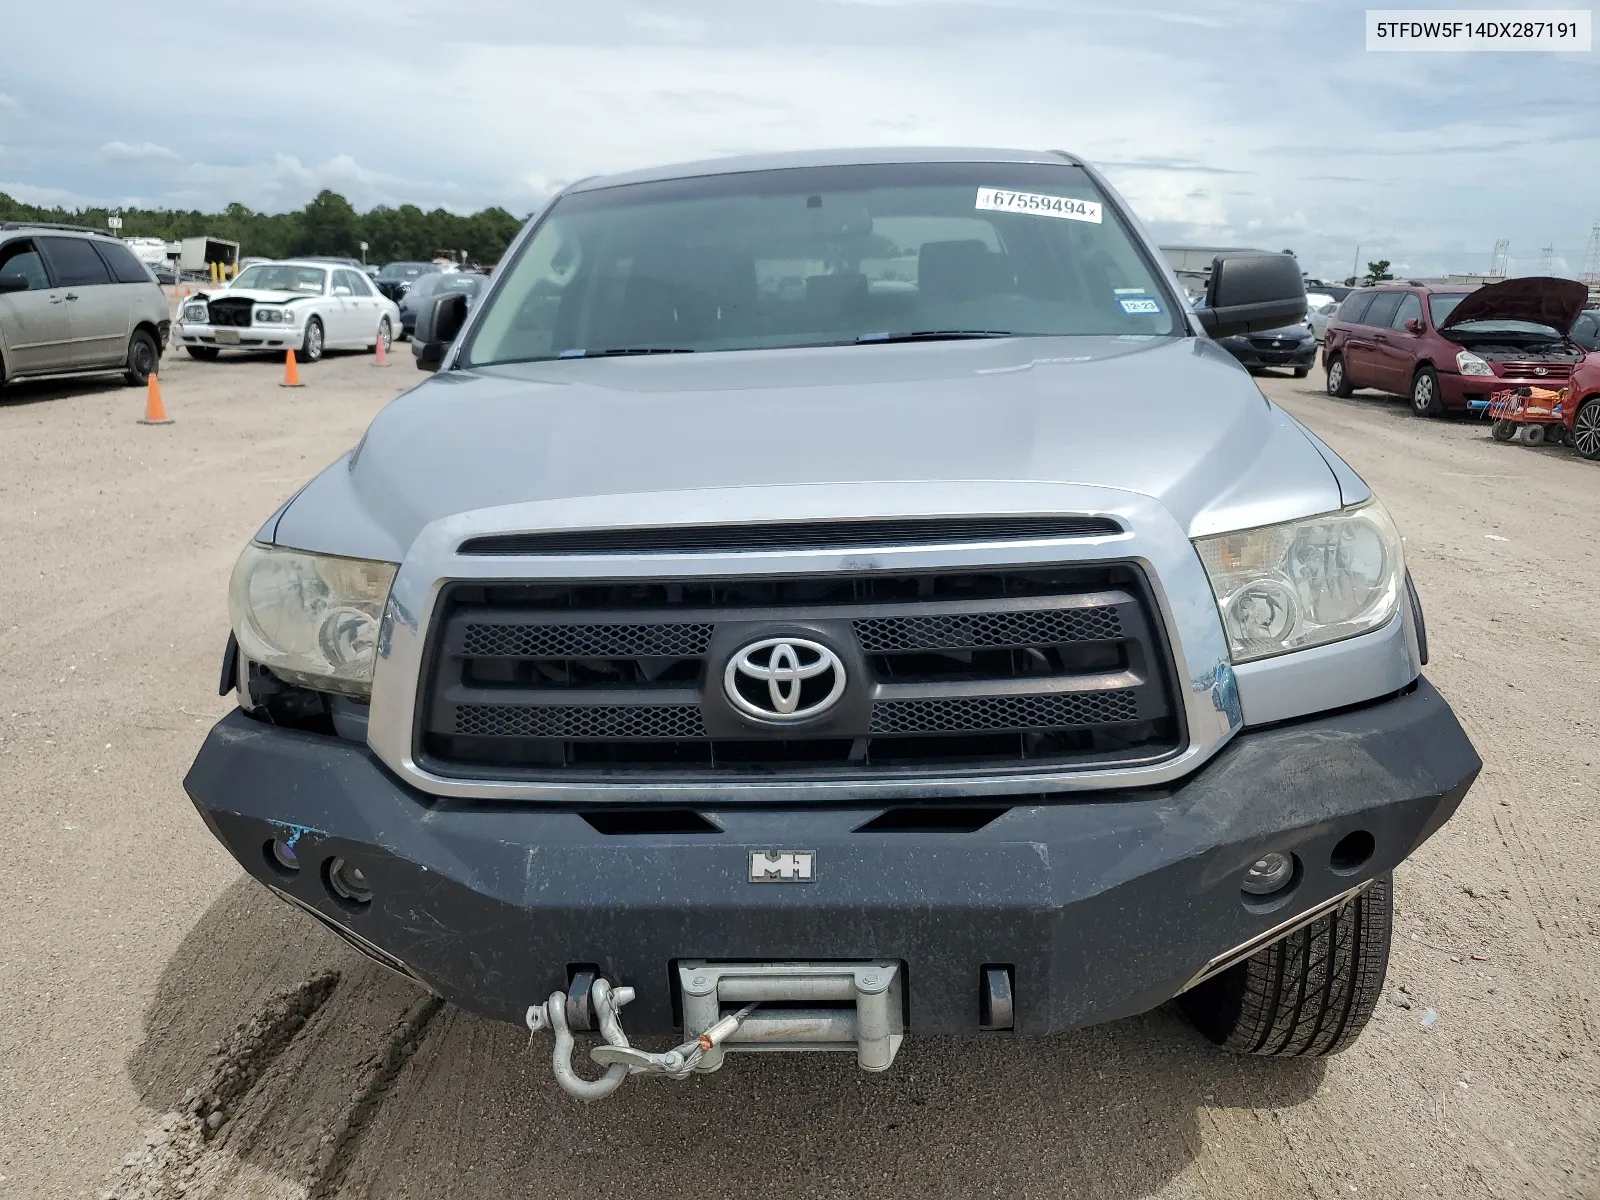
[567,146,1082,194]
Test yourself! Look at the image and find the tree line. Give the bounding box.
[0,189,528,266]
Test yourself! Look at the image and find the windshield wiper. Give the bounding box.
[557,346,697,358]
[854,330,1017,344]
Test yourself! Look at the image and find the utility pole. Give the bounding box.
[1351,245,1361,284]
[1582,223,1600,284]
[1490,239,1510,277]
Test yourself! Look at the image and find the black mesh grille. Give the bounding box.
[207,298,254,327]
[871,691,1139,735]
[420,563,1180,781]
[456,704,706,739]
[855,607,1123,651]
[461,622,713,658]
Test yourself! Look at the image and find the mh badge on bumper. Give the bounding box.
[749,850,816,882]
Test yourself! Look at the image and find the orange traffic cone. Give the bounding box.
[138,373,173,426]
[280,349,304,389]
[374,331,389,367]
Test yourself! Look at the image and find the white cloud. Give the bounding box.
[101,140,182,168]
[0,0,1593,284]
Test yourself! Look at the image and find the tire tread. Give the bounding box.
[1179,875,1391,1057]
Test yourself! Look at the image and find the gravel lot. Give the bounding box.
[1,343,1596,1199]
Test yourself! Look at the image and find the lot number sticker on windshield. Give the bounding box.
[1118,296,1162,314]
[976,187,1102,224]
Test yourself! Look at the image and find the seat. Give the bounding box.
[918,239,1007,305]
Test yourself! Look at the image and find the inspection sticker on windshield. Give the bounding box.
[976,187,1102,223]
[1118,296,1162,314]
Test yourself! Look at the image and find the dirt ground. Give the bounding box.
[1,340,1597,1200]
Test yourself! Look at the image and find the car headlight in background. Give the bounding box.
[182,304,208,323]
[1194,501,1404,663]
[1456,350,1494,376]
[228,543,397,698]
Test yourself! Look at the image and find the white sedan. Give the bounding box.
[1305,292,1339,343]
[175,260,400,362]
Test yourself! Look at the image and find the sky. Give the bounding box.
[1,0,1596,283]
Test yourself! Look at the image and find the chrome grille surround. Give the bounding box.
[364,483,1245,804]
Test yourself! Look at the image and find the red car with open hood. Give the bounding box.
[1322,276,1591,418]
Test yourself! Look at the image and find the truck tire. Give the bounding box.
[1178,874,1392,1057]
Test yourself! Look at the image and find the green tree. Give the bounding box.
[295,189,361,256]
[1367,259,1394,281]
[0,189,528,265]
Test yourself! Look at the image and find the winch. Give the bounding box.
[525,961,905,1101]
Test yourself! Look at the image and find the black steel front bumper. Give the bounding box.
[184,679,1479,1037]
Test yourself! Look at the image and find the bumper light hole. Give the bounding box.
[1240,850,1297,898]
[324,856,373,907]
[1330,830,1375,875]
[265,839,301,875]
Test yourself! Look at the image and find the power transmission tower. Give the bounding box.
[1582,224,1600,283]
[1538,244,1555,274]
[1490,239,1510,276]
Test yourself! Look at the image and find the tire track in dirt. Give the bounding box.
[104,972,444,1200]
[104,973,341,1200]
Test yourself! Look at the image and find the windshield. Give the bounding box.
[1426,294,1470,325]
[233,264,327,294]
[378,261,434,280]
[462,162,1176,366]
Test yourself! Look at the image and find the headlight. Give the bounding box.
[1456,350,1494,376]
[1194,501,1404,663]
[256,308,280,323]
[183,304,208,323]
[228,543,397,697]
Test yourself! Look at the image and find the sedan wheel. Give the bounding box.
[1575,399,1600,461]
[375,317,392,353]
[301,317,325,363]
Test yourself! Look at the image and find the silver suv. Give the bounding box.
[186,149,1480,1100]
[0,222,170,392]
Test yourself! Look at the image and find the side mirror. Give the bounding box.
[1404,318,1423,334]
[414,291,469,372]
[333,285,353,296]
[0,277,28,294]
[1196,254,1307,339]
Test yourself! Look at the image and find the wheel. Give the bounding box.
[1325,354,1353,398]
[1574,398,1600,460]
[1178,874,1392,1057]
[301,317,325,363]
[1521,423,1546,446]
[1491,419,1516,442]
[184,345,221,362]
[373,317,392,354]
[123,329,159,386]
[1292,366,1309,378]
[1410,366,1444,417]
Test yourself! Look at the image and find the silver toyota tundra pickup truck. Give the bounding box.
[187,147,1480,1100]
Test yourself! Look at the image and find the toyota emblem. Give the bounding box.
[723,637,846,722]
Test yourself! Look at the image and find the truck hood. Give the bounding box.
[1440,276,1590,333]
[271,335,1349,562]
